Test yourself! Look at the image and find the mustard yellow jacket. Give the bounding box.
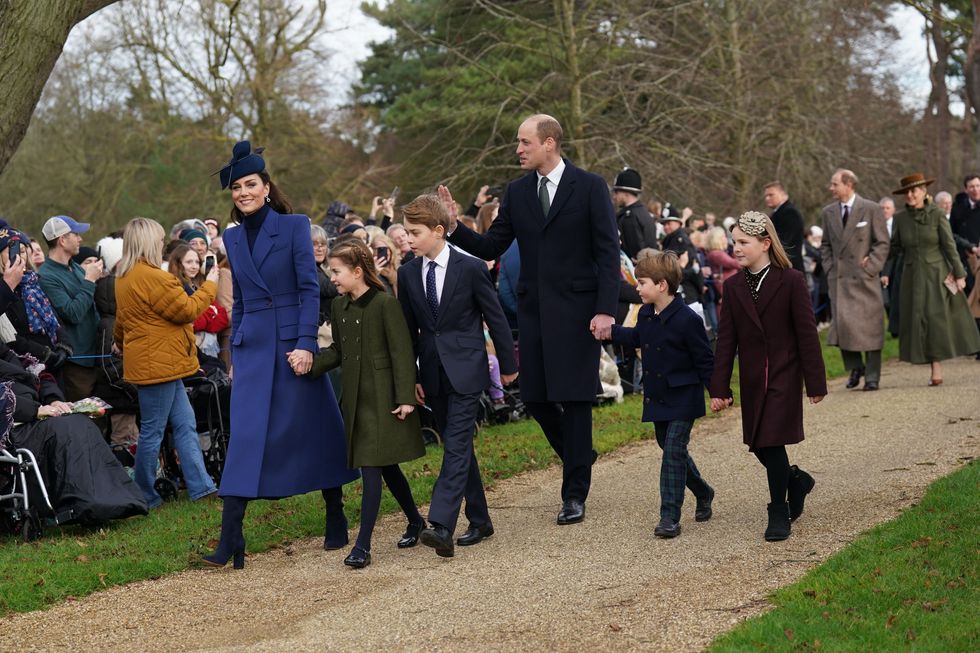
[114,259,216,385]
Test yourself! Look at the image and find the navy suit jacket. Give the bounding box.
[449,159,620,402]
[398,247,517,397]
[611,296,714,422]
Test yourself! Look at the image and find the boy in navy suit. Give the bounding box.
[397,194,518,558]
[601,251,715,538]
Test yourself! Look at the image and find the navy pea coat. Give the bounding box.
[709,267,828,451]
[449,160,621,402]
[220,208,358,497]
[611,296,714,422]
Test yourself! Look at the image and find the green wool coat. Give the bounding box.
[310,288,425,468]
[886,201,980,364]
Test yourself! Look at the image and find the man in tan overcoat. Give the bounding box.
[820,169,890,390]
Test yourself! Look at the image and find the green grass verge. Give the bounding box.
[708,460,980,652]
[0,331,898,615]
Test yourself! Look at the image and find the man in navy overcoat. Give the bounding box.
[443,114,621,524]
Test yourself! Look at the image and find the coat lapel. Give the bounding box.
[544,159,576,228]
[229,222,270,293]
[251,209,280,271]
[840,195,861,249]
[732,273,764,333]
[524,172,546,225]
[406,257,436,328]
[754,266,783,318]
[436,248,463,327]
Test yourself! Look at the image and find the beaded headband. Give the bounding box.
[736,211,770,237]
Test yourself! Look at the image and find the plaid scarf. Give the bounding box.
[17,271,60,344]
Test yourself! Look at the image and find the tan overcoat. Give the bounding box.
[820,193,890,351]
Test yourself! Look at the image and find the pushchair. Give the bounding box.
[477,380,526,426]
[1,446,56,541]
[153,374,231,502]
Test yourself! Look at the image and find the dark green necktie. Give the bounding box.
[538,176,550,216]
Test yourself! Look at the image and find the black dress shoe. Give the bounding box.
[556,499,585,525]
[591,449,599,465]
[845,367,864,389]
[420,525,455,558]
[695,487,715,522]
[456,523,494,546]
[863,381,879,391]
[343,546,371,569]
[397,520,425,548]
[654,518,681,538]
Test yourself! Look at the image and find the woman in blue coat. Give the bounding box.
[204,141,358,569]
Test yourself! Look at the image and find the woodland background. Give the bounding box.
[0,0,978,239]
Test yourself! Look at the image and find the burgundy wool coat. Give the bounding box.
[709,266,828,451]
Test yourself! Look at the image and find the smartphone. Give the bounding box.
[9,241,19,265]
[205,255,216,276]
[389,186,400,203]
[375,246,390,261]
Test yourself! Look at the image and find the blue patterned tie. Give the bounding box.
[426,260,439,322]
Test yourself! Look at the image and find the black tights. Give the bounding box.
[754,446,790,505]
[354,464,423,552]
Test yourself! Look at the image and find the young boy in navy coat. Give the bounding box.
[396,194,518,558]
[603,250,715,538]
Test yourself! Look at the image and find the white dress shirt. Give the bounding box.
[840,195,855,220]
[536,158,566,205]
[421,242,452,303]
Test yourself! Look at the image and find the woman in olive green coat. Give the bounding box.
[306,239,425,569]
[884,174,980,385]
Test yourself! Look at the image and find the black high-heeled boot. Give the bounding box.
[322,487,349,550]
[203,496,248,569]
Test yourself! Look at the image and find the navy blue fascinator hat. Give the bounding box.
[213,140,266,189]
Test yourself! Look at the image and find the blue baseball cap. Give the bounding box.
[42,215,90,240]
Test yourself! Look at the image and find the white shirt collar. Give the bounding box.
[840,194,856,211]
[537,158,566,188]
[423,242,451,268]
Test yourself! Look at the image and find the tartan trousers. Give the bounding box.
[654,420,712,522]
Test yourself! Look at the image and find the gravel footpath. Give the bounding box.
[1,358,977,652]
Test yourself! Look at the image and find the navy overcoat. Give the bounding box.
[220,208,358,497]
[449,160,621,402]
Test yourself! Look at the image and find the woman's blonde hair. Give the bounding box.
[733,211,792,269]
[706,227,729,252]
[117,217,165,277]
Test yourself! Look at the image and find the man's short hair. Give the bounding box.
[935,191,952,205]
[534,115,563,150]
[634,250,682,295]
[835,168,858,187]
[879,197,895,207]
[963,174,980,187]
[401,194,451,231]
[763,181,786,193]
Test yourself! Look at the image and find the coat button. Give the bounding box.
[644,398,650,403]
[435,331,441,336]
[356,319,360,324]
[656,347,661,352]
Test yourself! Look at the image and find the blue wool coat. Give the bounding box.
[611,296,714,422]
[219,208,358,498]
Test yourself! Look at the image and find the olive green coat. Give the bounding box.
[886,201,980,363]
[310,288,424,468]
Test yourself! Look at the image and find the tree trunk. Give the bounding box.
[965,0,980,169]
[0,1,119,175]
[926,0,952,188]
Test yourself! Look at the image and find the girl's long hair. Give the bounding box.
[328,238,386,293]
[117,217,165,277]
[229,170,293,224]
[167,243,203,289]
[735,212,792,269]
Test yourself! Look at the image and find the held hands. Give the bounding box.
[3,254,25,291]
[437,185,459,233]
[286,349,313,375]
[710,397,733,412]
[391,404,415,420]
[590,314,614,341]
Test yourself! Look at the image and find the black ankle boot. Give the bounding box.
[322,487,349,550]
[203,496,248,569]
[764,502,791,542]
[787,466,815,521]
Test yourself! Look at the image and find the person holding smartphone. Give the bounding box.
[370,233,400,296]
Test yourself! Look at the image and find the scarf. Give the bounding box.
[743,264,771,302]
[17,271,61,343]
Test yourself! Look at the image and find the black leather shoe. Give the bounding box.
[591,449,599,465]
[343,546,371,569]
[654,518,681,538]
[863,381,879,391]
[456,523,494,546]
[397,520,425,548]
[846,367,864,389]
[420,525,455,558]
[556,499,585,525]
[695,487,715,522]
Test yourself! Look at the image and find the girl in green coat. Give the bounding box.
[304,239,426,569]
[883,174,980,385]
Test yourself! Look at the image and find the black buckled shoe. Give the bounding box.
[556,499,585,525]
[695,487,715,522]
[420,524,455,558]
[846,367,864,389]
[653,518,681,538]
[343,546,371,569]
[456,523,494,546]
[787,466,815,521]
[397,520,426,549]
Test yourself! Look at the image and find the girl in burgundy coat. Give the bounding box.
[709,212,827,541]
